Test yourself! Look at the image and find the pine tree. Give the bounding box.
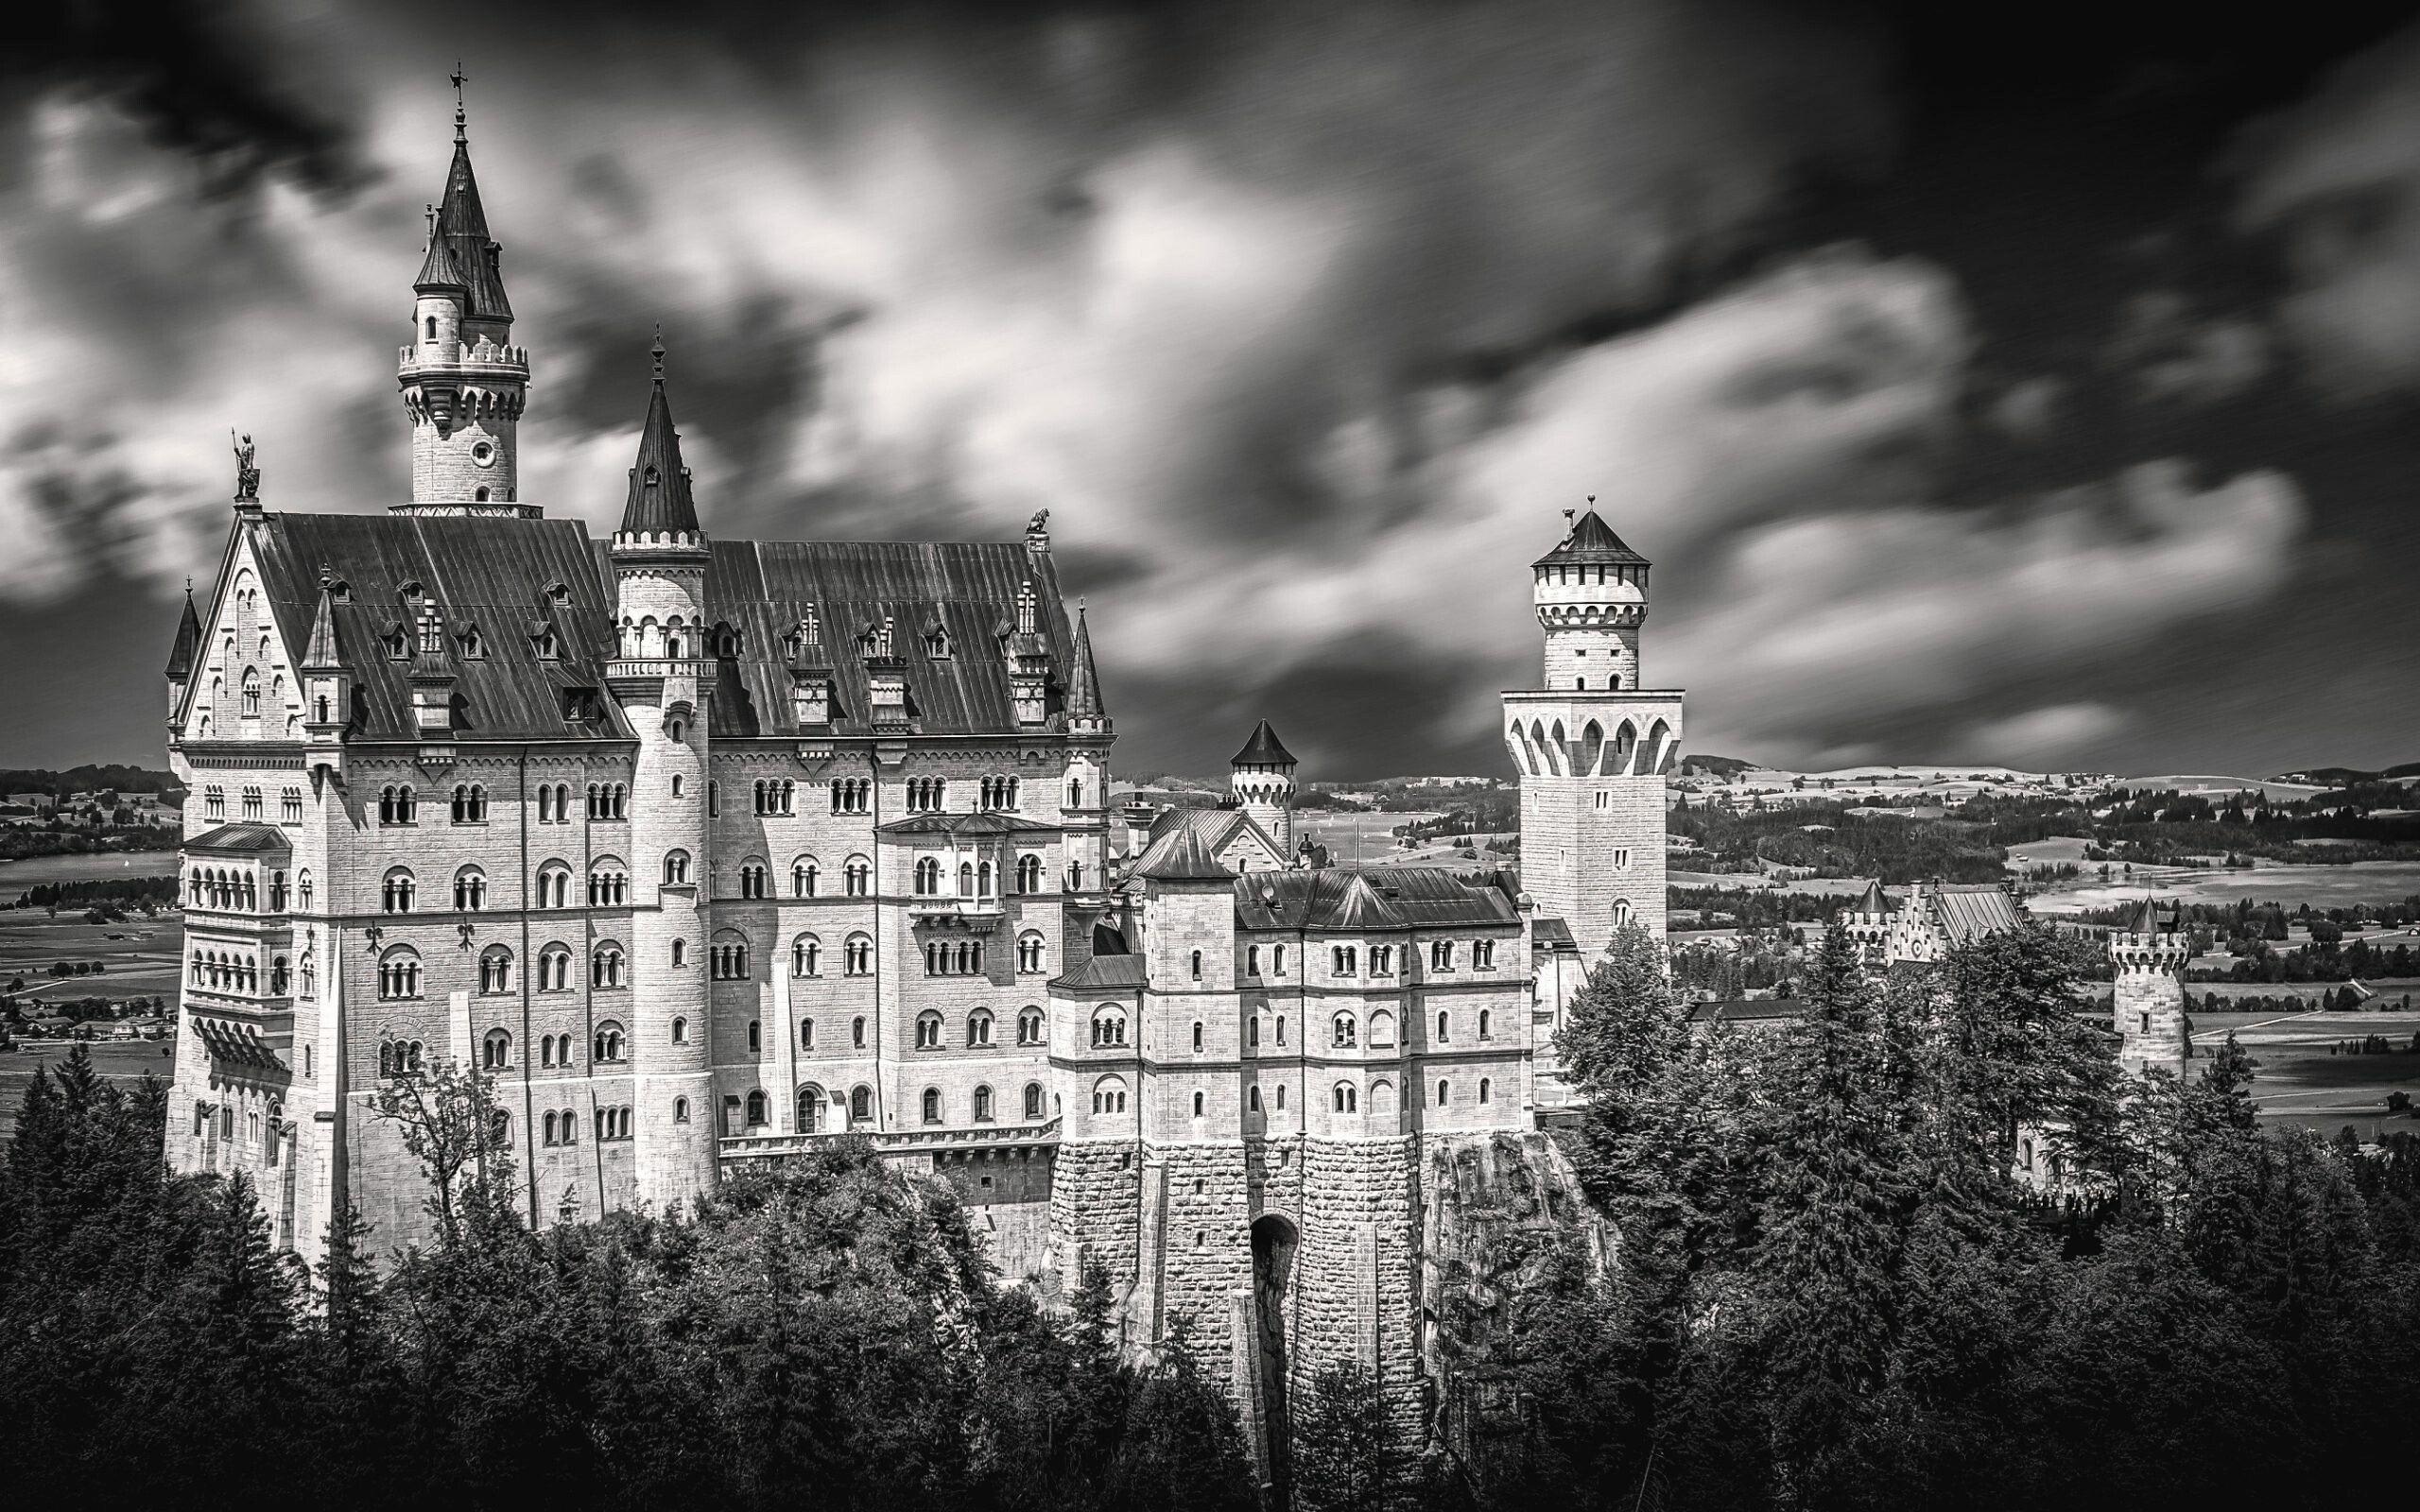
[1290,1359,1401,1512]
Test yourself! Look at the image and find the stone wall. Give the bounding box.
[1295,1135,1424,1443]
[1050,1138,1141,1303]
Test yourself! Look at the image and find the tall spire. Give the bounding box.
[164,581,202,681]
[434,81,511,323]
[619,334,700,536]
[1065,603,1106,721]
[302,568,344,669]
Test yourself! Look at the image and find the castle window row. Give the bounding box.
[187,866,293,913]
[924,939,985,976]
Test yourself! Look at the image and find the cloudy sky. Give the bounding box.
[4,0,2417,780]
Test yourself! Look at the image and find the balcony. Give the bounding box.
[720,1117,1060,1167]
[907,895,1006,928]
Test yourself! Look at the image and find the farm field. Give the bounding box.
[2027,859,2420,914]
[2185,1010,2420,1135]
[0,910,184,1002]
[1289,810,1496,869]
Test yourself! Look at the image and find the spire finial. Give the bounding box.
[650,323,666,385]
[450,62,468,140]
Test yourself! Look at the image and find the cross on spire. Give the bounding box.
[450,62,468,140]
[651,323,666,384]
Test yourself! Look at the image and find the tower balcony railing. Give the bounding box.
[397,343,530,376]
[719,1117,1062,1166]
[908,895,1006,926]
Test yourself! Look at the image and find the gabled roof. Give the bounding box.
[1130,823,1234,883]
[1065,606,1105,719]
[1230,718,1296,766]
[620,352,700,537]
[1919,882,2023,948]
[184,822,293,855]
[1233,867,1520,932]
[1533,508,1650,570]
[877,812,1060,837]
[164,585,202,681]
[1050,953,1148,991]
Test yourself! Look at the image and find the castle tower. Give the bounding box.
[606,338,718,1204]
[397,101,530,514]
[1841,878,1893,968]
[1229,720,1298,853]
[1503,507,1683,952]
[2109,897,2191,1079]
[1061,605,1114,899]
[164,582,201,729]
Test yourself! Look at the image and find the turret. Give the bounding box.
[1060,605,1113,895]
[300,568,351,784]
[605,338,717,1205]
[1532,503,1649,692]
[2109,897,2191,1079]
[164,582,202,730]
[396,102,530,514]
[1229,719,1298,852]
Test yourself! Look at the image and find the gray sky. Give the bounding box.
[3,0,2417,780]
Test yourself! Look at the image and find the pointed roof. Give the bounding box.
[164,584,202,681]
[2125,896,2172,935]
[619,340,701,536]
[414,206,470,290]
[1065,605,1105,719]
[302,571,344,669]
[1131,822,1233,883]
[1853,878,1889,916]
[1533,508,1650,570]
[1231,718,1296,767]
[1329,871,1393,928]
[435,133,512,320]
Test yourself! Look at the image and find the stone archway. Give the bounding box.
[1251,1212,1299,1500]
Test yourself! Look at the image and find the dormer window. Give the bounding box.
[327,577,352,603]
[544,580,570,607]
[382,621,410,662]
[643,466,661,489]
[714,625,742,659]
[925,625,952,660]
[532,626,561,662]
[457,625,485,660]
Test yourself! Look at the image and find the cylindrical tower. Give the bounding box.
[1229,719,1298,853]
[610,341,718,1206]
[2110,898,2191,1079]
[1532,503,1649,692]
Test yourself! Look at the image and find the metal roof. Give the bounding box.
[164,586,202,681]
[1130,824,1234,882]
[1532,509,1650,570]
[184,822,292,854]
[1852,879,1890,915]
[876,812,1060,836]
[1065,605,1105,719]
[1230,718,1296,766]
[435,136,512,321]
[1920,883,2024,947]
[618,352,700,536]
[1051,953,1148,991]
[1232,867,1519,932]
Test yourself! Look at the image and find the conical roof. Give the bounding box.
[414,206,470,291]
[302,572,344,669]
[1131,822,1232,882]
[2125,896,2168,935]
[620,343,700,536]
[1231,718,1296,766]
[164,585,202,681]
[1065,606,1105,719]
[1533,508,1650,569]
[1854,878,1889,915]
[436,135,512,320]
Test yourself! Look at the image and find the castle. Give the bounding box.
[161,112,1672,1476]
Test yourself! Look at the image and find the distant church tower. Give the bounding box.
[1230,719,1297,853]
[607,337,719,1203]
[1503,507,1683,952]
[398,98,529,514]
[2109,897,2191,1079]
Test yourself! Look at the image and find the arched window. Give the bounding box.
[1478,1076,1492,1105]
[1275,1084,1287,1110]
[593,1022,625,1063]
[844,935,873,975]
[1017,933,1046,973]
[1369,1010,1395,1048]
[1091,1074,1128,1115]
[1333,945,1357,975]
[672,1016,688,1044]
[852,1016,867,1049]
[1478,1008,1493,1040]
[1276,1014,1288,1046]
[1016,854,1043,894]
[536,863,572,909]
[914,856,941,896]
[745,1090,768,1127]
[916,1011,943,1050]
[968,1008,994,1047]
[851,1085,873,1123]
[241,667,261,715]
[711,933,751,980]
[1192,1021,1204,1052]
[671,938,686,968]
[591,943,626,988]
[1332,1012,1357,1048]
[1189,950,1202,980]
[587,860,628,906]
[1612,898,1633,929]
[1249,1086,1263,1114]
[674,1097,690,1125]
[482,1028,512,1069]
[1334,1082,1357,1113]
[1090,1005,1128,1048]
[792,856,820,897]
[1024,1083,1044,1119]
[792,935,822,976]
[381,868,416,913]
[921,1087,942,1124]
[376,947,422,1001]
[1018,1005,1045,1045]
[844,856,871,896]
[739,862,769,899]
[973,1085,994,1122]
[478,945,514,993]
[1437,1011,1451,1041]
[664,850,691,885]
[1191,1091,1204,1117]
[798,1085,824,1132]
[1273,945,1286,974]
[453,867,486,911]
[800,1019,815,1050]
[1436,1078,1450,1107]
